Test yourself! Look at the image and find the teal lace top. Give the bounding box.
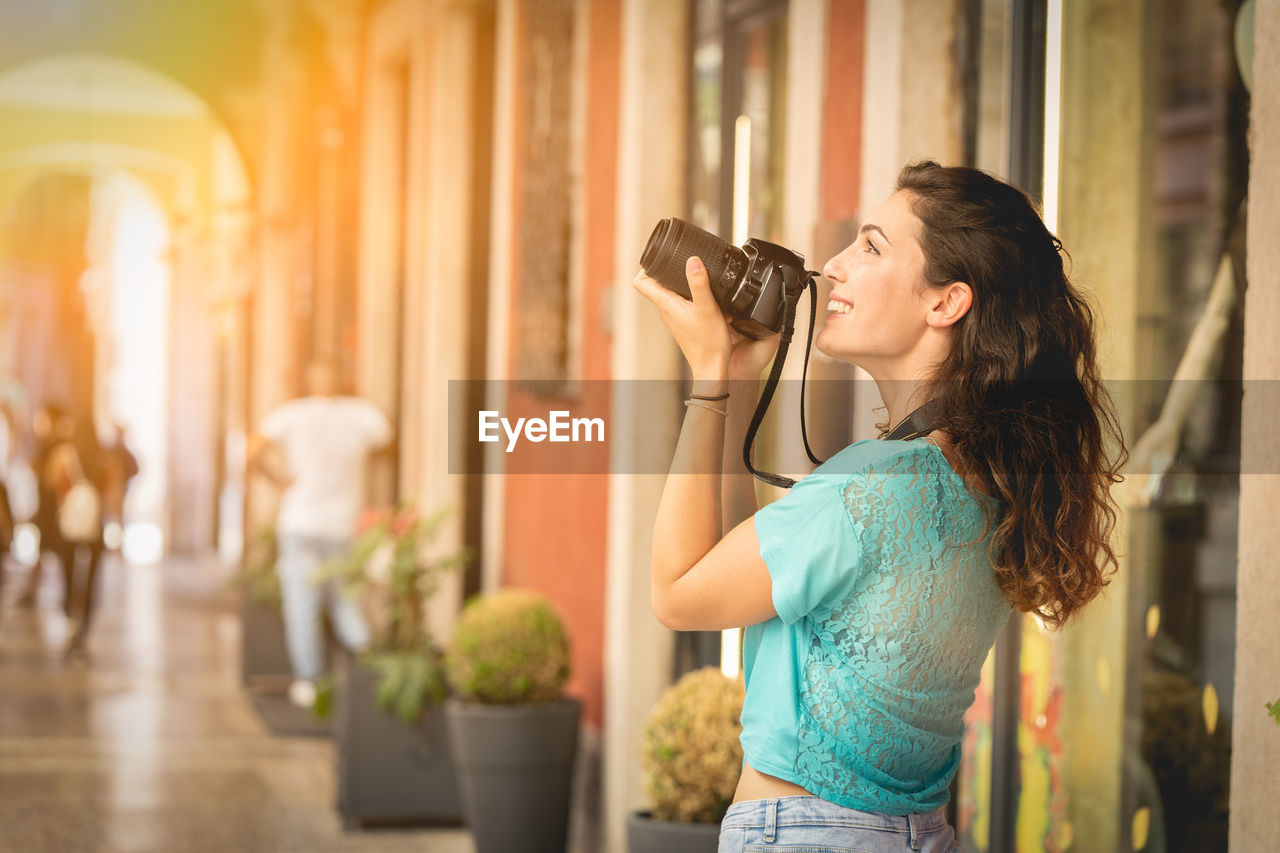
[744,437,1011,815]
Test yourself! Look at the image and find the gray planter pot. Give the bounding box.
[445,697,581,853]
[239,594,292,686]
[627,812,722,853]
[335,651,463,829]
[240,593,336,688]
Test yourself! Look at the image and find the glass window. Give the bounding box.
[1129,1,1248,848]
[676,0,790,680]
[689,0,725,233]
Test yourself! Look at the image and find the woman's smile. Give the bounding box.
[826,292,854,320]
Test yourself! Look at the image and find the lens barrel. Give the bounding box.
[639,218,747,302]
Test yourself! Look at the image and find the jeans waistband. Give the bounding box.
[721,795,950,835]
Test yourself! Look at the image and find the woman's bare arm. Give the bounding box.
[633,261,778,631]
[721,377,762,535]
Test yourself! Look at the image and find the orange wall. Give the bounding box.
[502,0,620,731]
[822,0,866,220]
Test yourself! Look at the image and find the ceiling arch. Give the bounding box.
[0,0,266,176]
[0,51,251,219]
[0,53,209,118]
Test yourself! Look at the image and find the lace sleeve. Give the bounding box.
[753,472,865,625]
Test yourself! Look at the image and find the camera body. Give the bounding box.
[640,218,809,340]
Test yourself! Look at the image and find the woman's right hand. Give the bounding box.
[726,322,781,383]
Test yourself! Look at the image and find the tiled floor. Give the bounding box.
[0,551,474,853]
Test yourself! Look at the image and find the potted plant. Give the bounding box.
[320,503,472,829]
[444,588,580,853]
[627,666,745,853]
[233,525,293,687]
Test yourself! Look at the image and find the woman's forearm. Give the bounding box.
[651,376,728,616]
[721,377,761,535]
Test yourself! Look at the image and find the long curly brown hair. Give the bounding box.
[894,160,1127,630]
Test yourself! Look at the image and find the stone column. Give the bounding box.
[772,0,830,479]
[414,1,488,644]
[1055,1,1153,849]
[167,221,217,552]
[307,0,363,379]
[1230,0,1280,846]
[604,1,688,849]
[248,0,303,534]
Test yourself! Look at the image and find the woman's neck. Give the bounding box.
[858,330,951,432]
[874,377,935,435]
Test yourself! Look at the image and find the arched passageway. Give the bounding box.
[0,52,253,562]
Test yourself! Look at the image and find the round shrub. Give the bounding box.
[642,667,745,823]
[445,589,571,704]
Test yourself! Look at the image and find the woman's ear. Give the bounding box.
[926,282,972,328]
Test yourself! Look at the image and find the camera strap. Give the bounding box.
[884,399,941,441]
[742,267,824,489]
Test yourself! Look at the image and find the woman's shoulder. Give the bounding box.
[814,438,938,477]
[814,437,1000,507]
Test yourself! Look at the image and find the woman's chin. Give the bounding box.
[816,337,865,371]
[815,333,848,362]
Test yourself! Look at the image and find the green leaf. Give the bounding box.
[362,650,448,726]
[373,657,404,711]
[1267,699,1280,725]
[393,660,430,724]
[312,676,334,719]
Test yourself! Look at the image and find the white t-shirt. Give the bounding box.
[259,396,392,539]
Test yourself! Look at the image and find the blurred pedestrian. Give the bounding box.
[99,422,139,551]
[16,403,69,606]
[20,403,105,654]
[0,383,36,594]
[249,360,391,708]
[0,405,13,565]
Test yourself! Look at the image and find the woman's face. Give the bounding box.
[815,190,935,369]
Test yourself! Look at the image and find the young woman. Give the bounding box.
[633,161,1126,852]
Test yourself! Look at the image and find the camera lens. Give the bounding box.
[640,218,747,301]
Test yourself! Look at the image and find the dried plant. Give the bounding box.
[642,667,745,823]
[445,589,571,704]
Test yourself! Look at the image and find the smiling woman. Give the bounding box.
[634,159,1126,853]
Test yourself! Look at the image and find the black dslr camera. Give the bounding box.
[639,218,810,340]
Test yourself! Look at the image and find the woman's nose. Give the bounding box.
[822,246,853,282]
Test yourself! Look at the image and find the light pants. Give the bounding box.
[719,796,960,853]
[276,532,371,681]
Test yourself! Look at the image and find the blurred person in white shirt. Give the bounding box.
[249,360,392,708]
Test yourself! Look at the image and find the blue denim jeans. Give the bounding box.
[718,796,961,853]
[276,533,371,680]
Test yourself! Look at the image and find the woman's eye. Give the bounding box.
[862,239,880,256]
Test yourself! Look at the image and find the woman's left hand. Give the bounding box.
[632,256,732,379]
